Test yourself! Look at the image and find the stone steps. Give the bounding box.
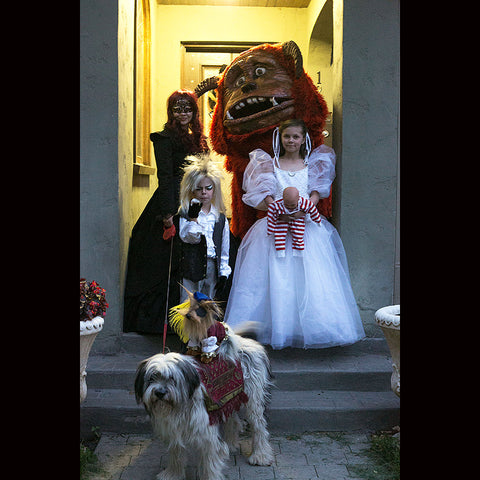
[81,387,399,435]
[80,335,399,436]
[85,352,393,392]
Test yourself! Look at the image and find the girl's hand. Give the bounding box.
[278,211,305,222]
[291,211,306,219]
[309,191,320,206]
[262,195,274,210]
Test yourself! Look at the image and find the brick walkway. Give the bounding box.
[90,431,378,480]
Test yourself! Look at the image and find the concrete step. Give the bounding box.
[85,348,394,392]
[113,333,390,357]
[268,389,399,433]
[80,387,400,435]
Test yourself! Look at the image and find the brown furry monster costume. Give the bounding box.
[196,41,331,239]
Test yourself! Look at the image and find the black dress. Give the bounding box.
[123,128,197,333]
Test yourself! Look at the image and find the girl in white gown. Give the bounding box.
[224,119,365,349]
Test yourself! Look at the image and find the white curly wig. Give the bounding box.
[178,153,226,219]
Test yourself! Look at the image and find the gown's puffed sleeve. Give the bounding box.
[307,145,336,198]
[242,149,276,210]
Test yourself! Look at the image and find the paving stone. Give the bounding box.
[274,465,318,479]
[224,465,241,480]
[91,430,394,480]
[314,462,351,479]
[119,463,158,480]
[275,452,309,466]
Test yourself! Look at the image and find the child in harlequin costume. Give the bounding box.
[177,154,231,303]
[224,119,365,350]
[267,186,321,257]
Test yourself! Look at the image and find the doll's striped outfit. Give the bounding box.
[267,196,321,256]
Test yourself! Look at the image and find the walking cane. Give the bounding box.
[162,222,176,354]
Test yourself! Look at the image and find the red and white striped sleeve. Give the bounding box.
[267,201,280,235]
[301,197,322,224]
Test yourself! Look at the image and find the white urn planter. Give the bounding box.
[80,316,104,403]
[374,305,400,397]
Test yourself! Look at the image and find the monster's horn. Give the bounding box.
[194,76,220,98]
[282,40,303,79]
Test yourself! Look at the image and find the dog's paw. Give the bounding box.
[248,451,274,466]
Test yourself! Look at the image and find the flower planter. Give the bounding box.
[374,305,400,397]
[80,316,104,403]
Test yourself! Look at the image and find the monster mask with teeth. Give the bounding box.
[205,41,331,239]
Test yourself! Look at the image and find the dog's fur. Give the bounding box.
[134,316,274,479]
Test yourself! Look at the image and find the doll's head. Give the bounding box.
[178,153,226,219]
[283,187,300,211]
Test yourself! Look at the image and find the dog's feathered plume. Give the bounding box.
[168,299,189,343]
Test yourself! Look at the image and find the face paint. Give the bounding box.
[192,176,214,210]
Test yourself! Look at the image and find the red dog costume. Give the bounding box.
[197,41,331,239]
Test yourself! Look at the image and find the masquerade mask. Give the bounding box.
[172,99,193,114]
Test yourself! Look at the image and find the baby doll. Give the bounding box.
[266,186,321,256]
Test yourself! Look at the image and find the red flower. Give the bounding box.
[80,278,109,322]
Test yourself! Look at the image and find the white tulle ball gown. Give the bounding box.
[224,147,365,350]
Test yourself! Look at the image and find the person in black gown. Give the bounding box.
[124,89,208,333]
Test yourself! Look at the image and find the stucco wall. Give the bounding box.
[80,0,121,349]
[334,0,400,334]
[305,0,400,334]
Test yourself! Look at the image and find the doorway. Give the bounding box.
[180,42,273,218]
[181,41,274,134]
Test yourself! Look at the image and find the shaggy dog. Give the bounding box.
[134,290,274,480]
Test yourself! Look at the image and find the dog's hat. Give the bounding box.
[193,291,210,302]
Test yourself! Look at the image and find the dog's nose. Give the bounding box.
[154,387,167,399]
[185,312,201,323]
